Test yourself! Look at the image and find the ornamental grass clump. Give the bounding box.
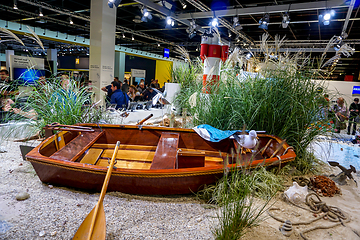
[1,78,108,139]
[173,35,338,174]
[210,166,274,240]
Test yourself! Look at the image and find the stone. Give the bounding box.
[16,192,30,201]
[39,230,45,237]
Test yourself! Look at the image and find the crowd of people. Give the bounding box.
[101,78,166,110]
[330,97,360,135]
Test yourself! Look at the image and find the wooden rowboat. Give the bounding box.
[25,124,296,195]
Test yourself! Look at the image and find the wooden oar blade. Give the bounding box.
[73,204,106,240]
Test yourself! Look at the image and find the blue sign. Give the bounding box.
[352,86,360,95]
[164,48,170,58]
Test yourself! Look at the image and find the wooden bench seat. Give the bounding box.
[80,148,103,165]
[50,130,104,161]
[150,132,180,170]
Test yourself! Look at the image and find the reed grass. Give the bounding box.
[209,166,275,240]
[1,78,109,139]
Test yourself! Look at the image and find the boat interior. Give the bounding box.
[38,126,287,170]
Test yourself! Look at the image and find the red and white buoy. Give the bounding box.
[200,31,229,93]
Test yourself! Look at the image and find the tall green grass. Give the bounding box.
[1,78,109,138]
[210,166,275,240]
[173,55,330,173]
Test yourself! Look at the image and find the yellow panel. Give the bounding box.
[97,159,151,170]
[80,149,103,164]
[155,60,172,88]
[102,149,154,162]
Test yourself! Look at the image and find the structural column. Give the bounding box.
[114,51,125,81]
[5,49,14,78]
[47,48,57,75]
[89,0,116,104]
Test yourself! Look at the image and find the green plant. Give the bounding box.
[210,166,274,240]
[1,78,109,139]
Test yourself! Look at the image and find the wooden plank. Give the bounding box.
[80,149,103,165]
[150,132,179,170]
[205,157,224,162]
[97,159,151,170]
[50,130,104,161]
[101,149,154,162]
[92,143,157,151]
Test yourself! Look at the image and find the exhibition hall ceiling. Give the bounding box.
[0,0,359,78]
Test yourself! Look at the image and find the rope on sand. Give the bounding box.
[268,192,350,240]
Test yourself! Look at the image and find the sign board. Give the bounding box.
[131,69,146,78]
[10,55,44,69]
[352,86,360,95]
[164,48,170,58]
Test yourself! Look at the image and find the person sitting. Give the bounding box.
[110,81,129,110]
[127,85,140,102]
[332,97,348,133]
[142,87,157,101]
[348,98,360,135]
[101,77,121,106]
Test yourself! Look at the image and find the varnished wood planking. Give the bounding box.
[92,143,157,151]
[101,149,155,162]
[97,159,151,170]
[80,149,103,165]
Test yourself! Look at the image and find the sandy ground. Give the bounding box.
[0,136,360,239]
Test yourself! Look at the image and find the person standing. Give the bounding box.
[347,98,360,135]
[122,79,129,94]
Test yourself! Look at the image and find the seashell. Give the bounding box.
[50,231,57,236]
[39,230,45,237]
[48,185,53,189]
[16,192,30,201]
[279,220,292,237]
[284,182,308,204]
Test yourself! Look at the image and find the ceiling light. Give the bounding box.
[13,0,18,9]
[319,9,335,26]
[39,7,43,16]
[69,17,73,24]
[131,34,134,40]
[122,32,125,38]
[282,13,290,28]
[210,18,219,27]
[108,0,122,8]
[179,0,187,9]
[141,7,152,22]
[258,14,269,30]
[166,16,175,27]
[233,16,242,31]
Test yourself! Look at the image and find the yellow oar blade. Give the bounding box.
[73,204,106,240]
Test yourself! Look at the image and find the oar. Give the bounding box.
[137,113,153,125]
[73,141,121,240]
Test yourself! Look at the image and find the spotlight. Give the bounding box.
[179,0,187,9]
[108,0,122,8]
[131,34,134,40]
[186,20,200,39]
[210,18,218,27]
[228,30,232,37]
[13,0,18,9]
[319,9,335,26]
[122,32,125,38]
[258,14,269,30]
[69,17,73,24]
[282,13,290,28]
[166,16,175,27]
[233,16,242,31]
[39,7,43,16]
[141,7,152,22]
[157,43,160,47]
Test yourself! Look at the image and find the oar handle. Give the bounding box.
[137,114,153,125]
[87,141,120,240]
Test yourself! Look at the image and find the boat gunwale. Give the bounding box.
[26,125,296,177]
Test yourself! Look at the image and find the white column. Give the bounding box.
[5,50,14,78]
[89,0,116,104]
[114,51,125,80]
[47,49,57,75]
